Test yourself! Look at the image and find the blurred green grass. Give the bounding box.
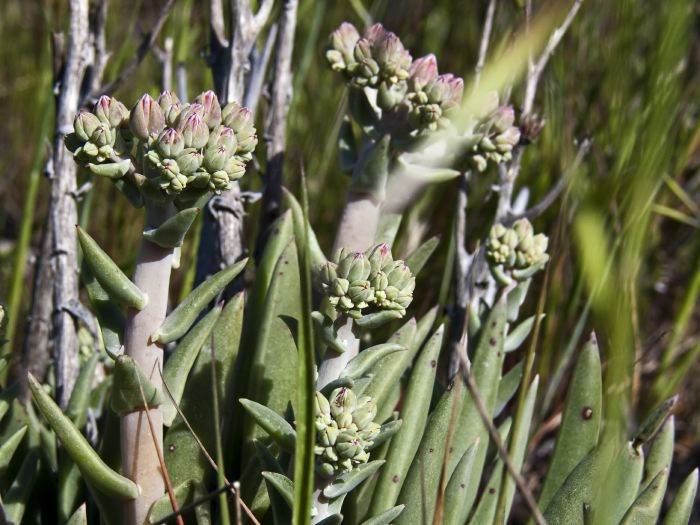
[1,0,700,501]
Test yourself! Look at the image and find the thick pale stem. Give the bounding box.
[316,318,359,390]
[313,318,359,522]
[332,193,381,254]
[121,204,172,525]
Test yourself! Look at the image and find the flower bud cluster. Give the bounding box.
[467,93,521,172]
[326,23,412,89]
[314,388,380,478]
[65,90,258,205]
[320,243,415,319]
[66,96,130,165]
[486,219,549,275]
[142,91,256,196]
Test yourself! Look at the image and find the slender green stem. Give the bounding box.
[5,93,52,355]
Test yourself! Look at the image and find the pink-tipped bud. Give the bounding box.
[130,94,165,139]
[94,95,128,128]
[180,112,209,149]
[193,90,222,129]
[409,54,438,90]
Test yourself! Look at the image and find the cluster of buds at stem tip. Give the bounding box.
[326,23,412,89]
[314,388,380,478]
[485,218,549,283]
[320,243,415,319]
[326,22,464,138]
[65,90,258,208]
[466,92,521,172]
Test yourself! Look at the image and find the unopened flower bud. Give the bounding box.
[158,90,182,127]
[496,127,521,151]
[373,31,412,83]
[194,90,222,129]
[94,96,128,128]
[180,113,209,149]
[156,128,185,158]
[426,74,464,110]
[130,94,165,139]
[74,111,101,142]
[224,156,247,181]
[176,149,203,174]
[409,54,439,91]
[330,388,357,418]
[315,391,331,417]
[367,243,393,273]
[493,106,515,133]
[363,23,386,45]
[328,22,361,70]
[204,145,229,172]
[210,170,230,192]
[352,397,377,429]
[208,126,238,151]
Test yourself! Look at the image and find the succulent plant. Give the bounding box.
[3,16,695,525]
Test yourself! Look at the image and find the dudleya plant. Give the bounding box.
[66,90,257,206]
[6,16,696,525]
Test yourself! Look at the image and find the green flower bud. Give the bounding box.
[156,128,185,158]
[338,253,371,282]
[180,112,209,149]
[328,22,361,71]
[193,90,222,129]
[94,95,128,128]
[316,391,331,418]
[319,424,340,447]
[493,106,515,133]
[91,124,114,148]
[130,94,165,139]
[210,170,230,193]
[204,145,229,172]
[352,397,377,429]
[208,125,238,151]
[222,103,257,155]
[158,90,182,127]
[426,73,464,110]
[408,54,438,91]
[496,126,521,151]
[317,462,335,479]
[224,156,247,181]
[176,149,203,175]
[373,31,412,84]
[336,431,361,459]
[513,218,534,241]
[377,80,407,110]
[330,387,357,418]
[74,111,101,142]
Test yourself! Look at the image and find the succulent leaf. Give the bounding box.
[442,440,480,525]
[77,226,148,310]
[361,505,405,525]
[240,399,297,453]
[143,207,200,248]
[662,469,698,525]
[323,460,386,499]
[370,324,444,514]
[341,343,406,379]
[27,373,139,501]
[162,304,222,426]
[152,258,247,343]
[0,425,27,479]
[262,472,295,509]
[403,236,440,275]
[110,355,163,415]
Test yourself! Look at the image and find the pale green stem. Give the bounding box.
[121,203,173,525]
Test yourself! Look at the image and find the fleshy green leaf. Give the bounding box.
[538,333,602,512]
[370,325,444,514]
[162,304,222,426]
[66,504,87,525]
[87,159,131,179]
[361,505,405,525]
[110,355,163,415]
[262,472,294,509]
[28,373,138,500]
[143,207,200,248]
[77,226,147,310]
[341,343,406,379]
[3,451,40,525]
[504,314,543,352]
[323,460,386,499]
[0,425,27,478]
[619,468,668,525]
[240,399,296,453]
[152,258,247,343]
[662,468,698,525]
[404,236,440,276]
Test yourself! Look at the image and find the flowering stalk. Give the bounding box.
[121,203,173,524]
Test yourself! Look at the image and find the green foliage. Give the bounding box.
[1,2,699,525]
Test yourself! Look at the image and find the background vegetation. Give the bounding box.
[1,0,699,520]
